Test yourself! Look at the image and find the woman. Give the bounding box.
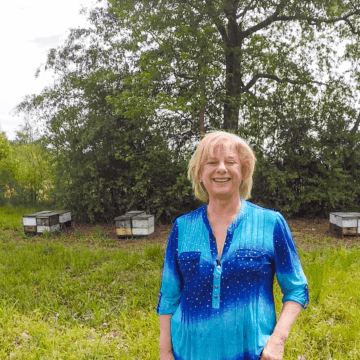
[157,131,308,360]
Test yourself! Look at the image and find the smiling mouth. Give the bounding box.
[213,178,230,183]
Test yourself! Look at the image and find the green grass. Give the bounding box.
[1,205,360,358]
[0,204,48,231]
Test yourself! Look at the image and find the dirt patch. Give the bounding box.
[63,222,172,248]
[59,217,360,251]
[288,218,360,251]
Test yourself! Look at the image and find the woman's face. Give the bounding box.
[199,145,242,201]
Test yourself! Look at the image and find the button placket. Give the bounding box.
[212,263,222,309]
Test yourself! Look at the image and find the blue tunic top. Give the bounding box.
[157,200,309,360]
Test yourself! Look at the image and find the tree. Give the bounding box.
[15,0,360,219]
[16,1,199,222]
[251,79,360,217]
[108,0,360,132]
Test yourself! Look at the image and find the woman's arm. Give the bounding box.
[261,301,302,360]
[160,314,174,360]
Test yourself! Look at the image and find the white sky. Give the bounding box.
[0,0,94,141]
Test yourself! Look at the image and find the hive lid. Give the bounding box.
[125,210,146,216]
[132,214,153,220]
[331,212,360,218]
[114,215,132,221]
[36,211,59,218]
[23,213,38,218]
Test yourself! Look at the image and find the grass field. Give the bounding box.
[0,205,360,359]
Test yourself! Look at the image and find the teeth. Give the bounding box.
[213,178,230,182]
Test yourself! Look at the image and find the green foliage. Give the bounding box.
[0,134,55,207]
[251,82,360,217]
[14,0,360,220]
[15,3,199,223]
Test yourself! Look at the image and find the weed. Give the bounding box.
[94,225,109,239]
[75,228,84,240]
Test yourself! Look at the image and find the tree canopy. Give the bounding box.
[15,0,360,220]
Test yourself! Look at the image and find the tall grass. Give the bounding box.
[0,203,48,231]
[0,206,360,358]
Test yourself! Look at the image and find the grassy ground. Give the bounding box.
[0,205,360,359]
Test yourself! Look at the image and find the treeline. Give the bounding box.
[10,0,360,223]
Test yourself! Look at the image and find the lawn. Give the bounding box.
[0,205,360,359]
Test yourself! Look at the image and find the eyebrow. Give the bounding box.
[206,156,237,160]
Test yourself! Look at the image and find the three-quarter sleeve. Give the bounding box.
[273,213,309,309]
[156,220,183,315]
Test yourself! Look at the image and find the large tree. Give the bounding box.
[16,0,360,219]
[108,0,360,132]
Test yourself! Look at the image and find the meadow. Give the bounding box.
[0,205,360,359]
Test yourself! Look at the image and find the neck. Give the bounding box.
[207,195,242,218]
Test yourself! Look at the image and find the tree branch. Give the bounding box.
[204,0,228,42]
[276,9,360,34]
[243,73,325,92]
[241,3,360,38]
[350,110,360,135]
[236,6,256,19]
[236,0,257,19]
[241,0,287,38]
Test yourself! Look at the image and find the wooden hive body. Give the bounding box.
[114,215,133,236]
[36,211,60,233]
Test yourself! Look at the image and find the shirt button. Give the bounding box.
[216,275,219,278]
[215,285,218,288]
[214,295,218,299]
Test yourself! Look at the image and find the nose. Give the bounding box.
[216,161,227,173]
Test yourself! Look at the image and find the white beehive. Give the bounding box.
[132,214,155,235]
[22,213,38,234]
[329,212,360,237]
[114,211,154,237]
[52,210,72,227]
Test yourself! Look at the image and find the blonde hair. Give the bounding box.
[188,131,256,203]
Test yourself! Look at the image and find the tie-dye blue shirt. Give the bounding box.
[157,200,309,360]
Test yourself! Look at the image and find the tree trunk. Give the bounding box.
[223,7,242,130]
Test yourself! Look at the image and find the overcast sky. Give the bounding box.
[0,0,94,140]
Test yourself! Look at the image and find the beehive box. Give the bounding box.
[115,211,154,237]
[132,214,154,235]
[23,210,69,234]
[36,211,60,233]
[329,212,360,237]
[52,210,72,227]
[114,214,133,236]
[22,213,38,233]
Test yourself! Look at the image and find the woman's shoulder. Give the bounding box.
[245,200,283,221]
